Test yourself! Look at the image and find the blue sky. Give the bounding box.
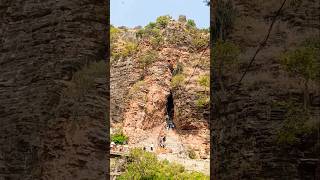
[111,0,209,28]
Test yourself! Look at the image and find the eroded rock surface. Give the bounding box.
[0,1,108,179]
[211,0,320,179]
[111,19,210,158]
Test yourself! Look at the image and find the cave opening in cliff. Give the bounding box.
[166,92,174,122]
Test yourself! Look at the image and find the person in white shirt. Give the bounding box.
[110,142,116,150]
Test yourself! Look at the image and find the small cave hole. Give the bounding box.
[166,92,175,128]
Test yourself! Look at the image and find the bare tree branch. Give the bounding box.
[236,0,287,86]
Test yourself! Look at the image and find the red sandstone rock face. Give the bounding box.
[111,21,210,157]
[123,59,172,144]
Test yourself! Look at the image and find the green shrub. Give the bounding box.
[110,25,120,56]
[280,46,319,81]
[212,40,240,65]
[198,75,210,88]
[200,28,210,33]
[145,22,157,29]
[184,172,210,179]
[191,32,208,51]
[156,15,172,28]
[195,95,210,108]
[196,75,209,108]
[136,28,145,39]
[111,51,119,59]
[130,80,145,95]
[186,19,196,28]
[112,41,138,59]
[110,25,120,46]
[173,62,184,76]
[148,28,161,37]
[171,74,185,88]
[150,35,164,49]
[136,25,162,41]
[118,148,209,180]
[138,50,158,69]
[122,42,138,57]
[280,38,320,109]
[111,133,128,145]
[276,101,319,146]
[195,91,209,108]
[64,61,106,97]
[62,61,106,120]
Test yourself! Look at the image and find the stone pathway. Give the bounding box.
[128,128,210,175]
[158,129,210,175]
[164,129,186,154]
[157,153,210,175]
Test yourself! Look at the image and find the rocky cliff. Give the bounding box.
[111,17,210,158]
[211,0,320,179]
[0,1,108,179]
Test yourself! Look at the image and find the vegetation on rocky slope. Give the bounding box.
[118,148,209,180]
[276,37,320,147]
[111,15,210,177]
[210,0,319,179]
[61,61,107,120]
[111,15,209,56]
[195,75,210,107]
[280,38,320,109]
[111,15,211,114]
[274,100,319,146]
[64,61,106,97]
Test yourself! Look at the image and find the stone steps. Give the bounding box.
[164,130,185,154]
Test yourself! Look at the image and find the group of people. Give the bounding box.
[139,112,176,152]
[165,115,175,130]
[143,144,154,152]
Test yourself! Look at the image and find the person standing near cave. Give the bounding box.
[159,138,163,148]
[159,137,165,148]
[161,136,166,148]
[165,114,170,129]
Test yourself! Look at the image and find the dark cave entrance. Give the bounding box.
[166,92,174,127]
